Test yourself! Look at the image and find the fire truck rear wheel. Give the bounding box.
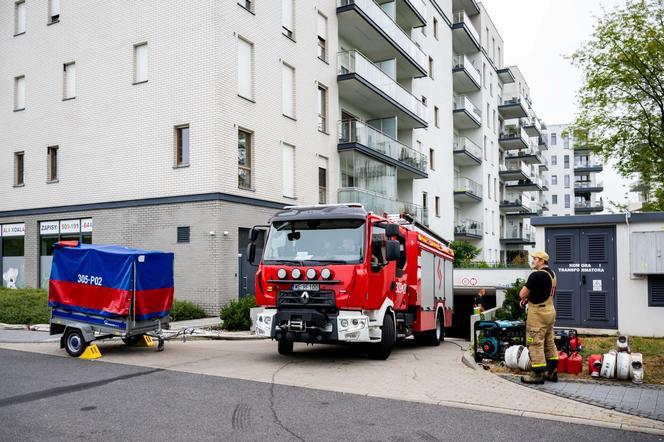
[278,339,294,355]
[415,311,444,346]
[367,314,395,360]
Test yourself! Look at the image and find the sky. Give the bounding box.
[479,0,640,208]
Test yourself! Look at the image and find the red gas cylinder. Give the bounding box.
[567,352,583,374]
[570,334,582,352]
[588,354,603,377]
[557,351,569,373]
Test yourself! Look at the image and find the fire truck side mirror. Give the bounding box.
[246,243,257,264]
[385,224,400,237]
[385,240,400,262]
[248,227,260,242]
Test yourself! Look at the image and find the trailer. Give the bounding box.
[48,241,174,357]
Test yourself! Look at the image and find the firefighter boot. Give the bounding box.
[521,369,546,385]
[545,359,558,382]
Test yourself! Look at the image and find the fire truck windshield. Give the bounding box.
[263,219,365,265]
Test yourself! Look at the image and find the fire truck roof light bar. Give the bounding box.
[283,203,365,210]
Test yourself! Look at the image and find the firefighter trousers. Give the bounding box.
[526,297,557,372]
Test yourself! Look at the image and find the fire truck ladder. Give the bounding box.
[400,213,450,246]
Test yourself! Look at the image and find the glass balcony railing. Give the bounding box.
[455,218,483,237]
[574,159,602,169]
[575,200,604,210]
[337,0,427,70]
[338,187,427,224]
[500,95,526,107]
[574,180,604,189]
[338,50,426,121]
[338,120,427,173]
[500,126,528,141]
[452,54,481,85]
[453,136,482,159]
[453,95,481,121]
[502,225,535,241]
[454,177,482,198]
[505,145,541,159]
[452,11,480,45]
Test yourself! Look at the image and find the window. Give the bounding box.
[421,95,427,107]
[422,192,428,213]
[14,152,24,186]
[133,43,148,84]
[433,17,438,40]
[317,83,328,132]
[492,37,495,61]
[648,275,664,307]
[564,194,570,208]
[237,37,253,99]
[48,0,60,24]
[239,0,254,12]
[489,72,493,96]
[494,177,497,200]
[498,46,501,66]
[552,195,558,205]
[429,148,435,170]
[177,226,190,243]
[238,129,252,189]
[14,75,25,110]
[485,208,489,233]
[428,57,434,79]
[282,143,295,198]
[493,110,496,133]
[15,0,26,35]
[482,63,486,88]
[564,155,570,169]
[282,63,295,118]
[435,196,440,218]
[317,13,327,61]
[63,62,76,100]
[563,135,570,149]
[434,106,439,128]
[551,133,557,145]
[175,125,190,166]
[552,175,557,185]
[564,175,570,188]
[282,0,294,39]
[491,210,495,235]
[318,156,328,204]
[47,146,58,182]
[483,135,487,160]
[551,155,557,166]
[486,103,490,128]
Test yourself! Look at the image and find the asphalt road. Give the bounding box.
[0,349,659,442]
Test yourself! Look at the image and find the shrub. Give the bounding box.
[170,299,207,322]
[0,288,50,325]
[494,278,527,321]
[450,240,481,267]
[220,295,256,331]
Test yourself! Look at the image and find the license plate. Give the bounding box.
[292,283,319,291]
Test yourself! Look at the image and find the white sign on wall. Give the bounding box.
[40,221,60,235]
[59,219,81,234]
[81,218,93,233]
[1,223,25,237]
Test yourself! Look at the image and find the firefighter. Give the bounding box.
[518,251,558,384]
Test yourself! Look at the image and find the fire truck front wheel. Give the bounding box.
[278,339,294,355]
[367,314,395,360]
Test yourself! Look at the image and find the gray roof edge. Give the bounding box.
[531,212,664,226]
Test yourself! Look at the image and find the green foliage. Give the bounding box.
[456,261,530,269]
[220,296,256,331]
[568,0,664,210]
[169,299,207,322]
[449,240,481,267]
[0,288,50,325]
[494,279,527,321]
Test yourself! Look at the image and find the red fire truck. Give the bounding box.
[247,204,454,360]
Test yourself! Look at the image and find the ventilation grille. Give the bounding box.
[587,235,606,262]
[555,236,573,262]
[649,276,664,307]
[555,291,573,319]
[588,292,607,321]
[177,226,190,243]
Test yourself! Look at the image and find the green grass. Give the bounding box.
[0,288,50,325]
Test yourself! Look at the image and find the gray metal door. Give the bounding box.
[546,226,617,328]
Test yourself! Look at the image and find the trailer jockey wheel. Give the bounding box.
[122,334,144,346]
[64,328,88,357]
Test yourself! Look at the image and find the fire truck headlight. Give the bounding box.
[340,319,349,328]
[306,268,317,279]
[321,268,332,279]
[291,268,302,279]
[277,268,287,279]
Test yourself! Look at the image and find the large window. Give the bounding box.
[1,223,25,289]
[14,75,25,111]
[317,83,328,132]
[317,13,327,61]
[552,175,557,185]
[318,156,328,204]
[282,63,295,118]
[564,194,570,208]
[63,62,76,99]
[238,129,252,189]
[133,43,148,84]
[237,37,254,99]
[282,143,295,198]
[14,152,24,186]
[175,125,190,166]
[39,219,93,288]
[15,1,26,35]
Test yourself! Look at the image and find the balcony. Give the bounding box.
[452,11,480,54]
[453,177,482,202]
[337,51,427,129]
[452,0,480,16]
[498,96,529,120]
[505,145,542,164]
[501,226,536,245]
[453,95,482,129]
[452,55,481,93]
[506,201,543,218]
[521,118,542,137]
[574,180,604,194]
[499,127,529,150]
[499,197,530,213]
[539,157,549,171]
[499,163,530,182]
[505,176,544,192]
[337,0,428,78]
[574,159,603,173]
[454,218,483,240]
[538,134,549,150]
[575,200,604,213]
[338,187,427,223]
[573,142,592,152]
[453,136,482,166]
[338,119,427,178]
[393,0,427,29]
[496,67,515,84]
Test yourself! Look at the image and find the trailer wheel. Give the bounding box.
[278,339,294,355]
[122,335,144,346]
[367,314,395,360]
[64,328,88,357]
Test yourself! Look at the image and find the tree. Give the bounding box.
[449,240,481,267]
[568,0,664,210]
[494,278,527,321]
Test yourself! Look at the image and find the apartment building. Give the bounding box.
[1,0,549,309]
[542,123,604,216]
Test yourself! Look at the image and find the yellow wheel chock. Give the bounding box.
[79,344,102,359]
[135,335,155,347]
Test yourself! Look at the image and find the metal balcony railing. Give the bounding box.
[453,95,482,121]
[452,11,480,45]
[454,177,482,198]
[338,120,427,173]
[337,50,426,121]
[337,0,427,70]
[338,187,427,223]
[452,54,481,85]
[455,218,483,237]
[453,136,482,159]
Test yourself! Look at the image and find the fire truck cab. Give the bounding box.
[247,204,454,360]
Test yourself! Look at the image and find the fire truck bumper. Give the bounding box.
[255,309,371,343]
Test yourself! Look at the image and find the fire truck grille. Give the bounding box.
[277,290,336,310]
